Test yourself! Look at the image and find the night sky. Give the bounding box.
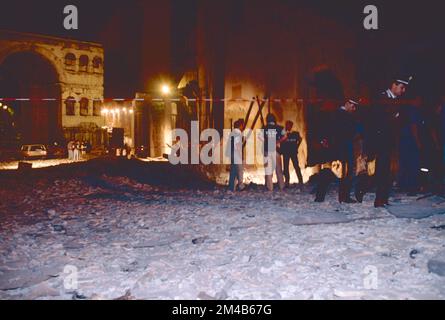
[1,0,444,98]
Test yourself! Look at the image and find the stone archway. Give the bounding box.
[0,50,62,145]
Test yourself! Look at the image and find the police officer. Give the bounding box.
[281,120,304,189]
[336,98,360,203]
[372,76,411,207]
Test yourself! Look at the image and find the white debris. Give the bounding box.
[0,174,444,300]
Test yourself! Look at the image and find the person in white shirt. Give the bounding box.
[167,136,183,158]
[67,140,74,160]
[73,141,81,161]
[227,119,246,191]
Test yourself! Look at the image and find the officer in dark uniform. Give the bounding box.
[281,120,304,189]
[336,98,360,203]
[263,113,286,191]
[372,76,410,207]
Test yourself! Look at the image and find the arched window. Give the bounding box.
[80,98,89,116]
[79,55,89,72]
[64,53,76,66]
[65,97,76,116]
[93,99,102,116]
[92,57,103,71]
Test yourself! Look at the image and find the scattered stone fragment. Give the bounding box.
[192,236,209,245]
[52,224,65,233]
[198,291,216,300]
[427,251,445,277]
[72,291,88,300]
[410,249,419,259]
[1,161,445,300]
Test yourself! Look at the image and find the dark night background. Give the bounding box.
[1,0,444,100]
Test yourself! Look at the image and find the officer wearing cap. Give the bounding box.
[314,98,360,203]
[372,75,411,207]
[336,98,360,203]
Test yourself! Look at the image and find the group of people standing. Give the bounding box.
[228,76,445,208]
[227,115,304,193]
[67,140,87,161]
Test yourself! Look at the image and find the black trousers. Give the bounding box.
[283,153,304,185]
[315,168,335,201]
[375,146,392,203]
[315,157,355,202]
[339,159,353,202]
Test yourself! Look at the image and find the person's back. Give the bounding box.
[281,131,300,156]
[263,114,285,191]
[263,122,284,156]
[281,120,304,187]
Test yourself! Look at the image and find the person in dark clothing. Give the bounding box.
[434,101,445,194]
[417,100,444,195]
[372,76,410,207]
[312,106,338,202]
[281,120,304,189]
[398,102,422,195]
[336,99,360,203]
[313,98,360,203]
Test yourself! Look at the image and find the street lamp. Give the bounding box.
[2,105,8,110]
[161,84,171,95]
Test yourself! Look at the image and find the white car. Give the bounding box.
[20,144,48,159]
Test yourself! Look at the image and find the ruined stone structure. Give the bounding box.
[0,30,105,146]
[174,1,358,181]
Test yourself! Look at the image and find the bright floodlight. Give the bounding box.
[161,84,171,95]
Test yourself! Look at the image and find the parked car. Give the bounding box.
[20,144,48,159]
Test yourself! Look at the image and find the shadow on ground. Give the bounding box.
[0,157,217,191]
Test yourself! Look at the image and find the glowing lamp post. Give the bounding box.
[161,84,171,95]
